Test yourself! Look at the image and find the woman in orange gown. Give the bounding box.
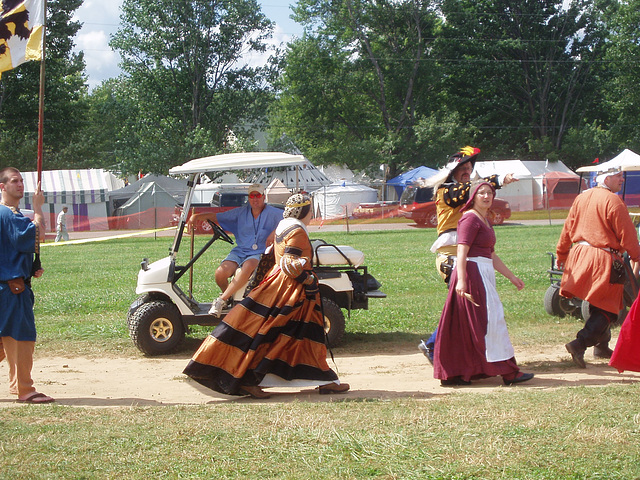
[183,194,349,398]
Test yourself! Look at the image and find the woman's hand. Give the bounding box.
[510,276,525,291]
[455,277,467,297]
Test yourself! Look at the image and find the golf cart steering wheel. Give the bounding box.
[208,220,234,245]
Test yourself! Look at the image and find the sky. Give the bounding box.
[72,1,305,90]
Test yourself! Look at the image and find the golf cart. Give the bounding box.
[127,152,386,355]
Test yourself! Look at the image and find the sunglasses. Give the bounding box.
[249,192,263,199]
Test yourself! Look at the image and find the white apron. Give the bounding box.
[468,257,515,362]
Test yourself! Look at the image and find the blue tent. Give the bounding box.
[387,166,438,198]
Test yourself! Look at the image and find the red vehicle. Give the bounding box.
[398,184,511,227]
[172,191,248,234]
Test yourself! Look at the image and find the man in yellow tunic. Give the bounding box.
[418,146,516,362]
[558,168,640,368]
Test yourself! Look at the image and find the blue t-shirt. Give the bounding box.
[0,205,37,341]
[217,204,283,259]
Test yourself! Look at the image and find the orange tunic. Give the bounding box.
[557,187,640,314]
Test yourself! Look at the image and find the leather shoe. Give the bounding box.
[440,377,471,386]
[318,382,350,395]
[239,386,271,399]
[593,345,614,359]
[565,340,586,368]
[503,372,534,385]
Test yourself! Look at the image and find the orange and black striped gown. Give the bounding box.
[183,218,339,395]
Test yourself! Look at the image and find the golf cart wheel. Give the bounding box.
[427,212,438,228]
[580,300,591,322]
[128,300,185,355]
[544,285,565,317]
[492,212,504,225]
[322,298,345,347]
[581,300,626,326]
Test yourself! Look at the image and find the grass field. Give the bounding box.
[2,225,640,479]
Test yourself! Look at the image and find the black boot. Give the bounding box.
[593,343,614,359]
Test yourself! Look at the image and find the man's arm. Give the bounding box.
[32,182,45,242]
[187,211,218,231]
[442,174,500,207]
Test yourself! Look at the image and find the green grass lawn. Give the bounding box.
[3,225,640,479]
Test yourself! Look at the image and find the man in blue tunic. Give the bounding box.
[0,167,54,403]
[189,184,283,316]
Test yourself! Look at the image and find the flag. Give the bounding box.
[0,0,44,78]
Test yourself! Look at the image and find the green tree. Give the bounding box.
[0,0,86,171]
[270,0,443,176]
[110,0,276,175]
[436,0,610,166]
[601,0,640,154]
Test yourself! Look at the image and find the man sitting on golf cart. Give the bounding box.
[188,183,283,317]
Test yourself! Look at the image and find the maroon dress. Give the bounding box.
[433,213,520,382]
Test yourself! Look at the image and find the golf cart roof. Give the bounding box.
[169,152,307,175]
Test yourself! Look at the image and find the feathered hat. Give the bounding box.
[423,146,481,192]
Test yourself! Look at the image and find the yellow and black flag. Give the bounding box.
[0,0,44,78]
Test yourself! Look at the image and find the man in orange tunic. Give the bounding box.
[557,168,640,368]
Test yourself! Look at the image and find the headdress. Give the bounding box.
[595,167,621,186]
[423,146,481,192]
[283,193,312,219]
[460,180,495,212]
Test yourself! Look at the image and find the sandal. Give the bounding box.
[318,383,350,395]
[17,392,55,404]
[239,386,271,399]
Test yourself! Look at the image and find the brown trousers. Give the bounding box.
[0,336,36,397]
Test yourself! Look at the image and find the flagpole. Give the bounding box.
[36,0,47,185]
[33,0,46,270]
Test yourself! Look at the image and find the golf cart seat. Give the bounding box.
[311,240,365,267]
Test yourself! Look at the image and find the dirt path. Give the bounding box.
[1,342,638,406]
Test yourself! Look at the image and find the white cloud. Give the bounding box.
[77,31,120,74]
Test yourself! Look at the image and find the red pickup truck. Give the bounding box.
[174,191,249,234]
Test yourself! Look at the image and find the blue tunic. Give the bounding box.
[0,205,37,341]
[217,204,283,260]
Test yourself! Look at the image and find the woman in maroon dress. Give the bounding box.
[433,181,534,386]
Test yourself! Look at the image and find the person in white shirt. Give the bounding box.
[55,206,69,242]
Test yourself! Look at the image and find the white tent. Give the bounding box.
[474,160,577,211]
[312,181,378,219]
[318,164,355,183]
[576,149,640,173]
[474,160,535,211]
[264,178,291,205]
[21,169,124,231]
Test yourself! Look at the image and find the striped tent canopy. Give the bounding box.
[20,169,124,205]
